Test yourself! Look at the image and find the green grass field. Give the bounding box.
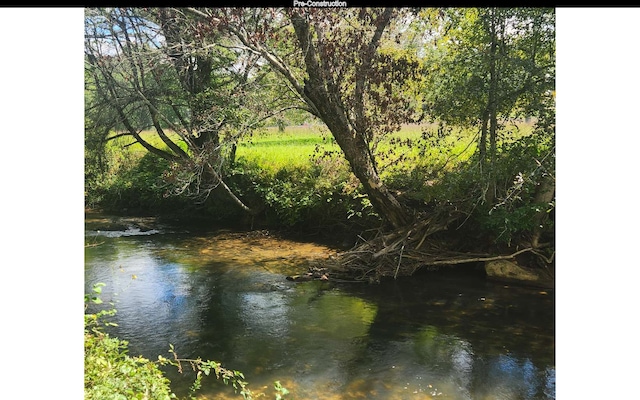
[106,120,534,175]
[235,124,339,171]
[236,123,481,173]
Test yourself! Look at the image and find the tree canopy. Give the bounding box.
[85,7,555,276]
[85,7,297,212]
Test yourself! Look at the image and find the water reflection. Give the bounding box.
[86,227,161,237]
[85,216,554,400]
[241,291,291,337]
[472,354,555,400]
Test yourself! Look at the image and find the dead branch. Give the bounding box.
[316,210,551,282]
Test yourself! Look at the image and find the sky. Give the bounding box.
[1,7,639,399]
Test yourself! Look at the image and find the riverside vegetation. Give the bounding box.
[86,120,553,272]
[85,7,554,398]
[85,283,290,400]
[85,7,555,278]
[85,120,553,398]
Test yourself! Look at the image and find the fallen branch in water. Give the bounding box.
[316,211,553,282]
[420,247,536,266]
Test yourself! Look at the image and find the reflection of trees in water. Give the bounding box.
[472,354,555,399]
[338,272,555,398]
[86,229,554,399]
[336,321,553,399]
[355,271,554,357]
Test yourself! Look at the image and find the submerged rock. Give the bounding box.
[485,259,553,288]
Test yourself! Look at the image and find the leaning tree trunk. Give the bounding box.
[291,11,411,229]
[322,112,411,229]
[207,8,412,229]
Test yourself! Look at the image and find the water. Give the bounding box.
[85,214,555,399]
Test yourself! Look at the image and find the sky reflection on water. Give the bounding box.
[85,219,554,399]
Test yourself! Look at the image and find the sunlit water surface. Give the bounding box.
[85,214,554,400]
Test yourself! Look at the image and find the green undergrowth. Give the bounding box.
[86,120,552,248]
[85,283,289,400]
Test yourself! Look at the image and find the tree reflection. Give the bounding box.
[85,226,554,399]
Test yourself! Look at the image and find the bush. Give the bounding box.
[423,131,555,247]
[94,152,196,216]
[84,284,289,400]
[84,283,176,399]
[85,332,176,400]
[224,157,378,232]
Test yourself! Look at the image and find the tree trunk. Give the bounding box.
[479,110,488,174]
[531,173,555,248]
[483,8,499,205]
[291,11,411,229]
[301,69,410,229]
[324,113,411,229]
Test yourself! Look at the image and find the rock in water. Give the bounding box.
[485,260,541,282]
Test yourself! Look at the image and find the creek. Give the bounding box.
[85,213,555,400]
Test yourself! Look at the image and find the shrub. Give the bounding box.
[84,284,288,400]
[229,157,378,231]
[423,131,555,247]
[84,283,176,399]
[85,332,176,400]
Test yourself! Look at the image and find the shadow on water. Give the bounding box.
[337,270,555,399]
[85,213,554,400]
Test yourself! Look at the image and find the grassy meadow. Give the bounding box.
[237,123,483,174]
[91,118,542,234]
[236,124,339,171]
[105,120,534,176]
[240,121,531,173]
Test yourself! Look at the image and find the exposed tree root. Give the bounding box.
[307,212,553,283]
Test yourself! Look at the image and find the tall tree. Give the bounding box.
[422,7,555,248]
[185,7,423,229]
[84,7,293,213]
[423,7,555,203]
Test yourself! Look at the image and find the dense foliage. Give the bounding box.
[85,6,555,260]
[85,8,554,395]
